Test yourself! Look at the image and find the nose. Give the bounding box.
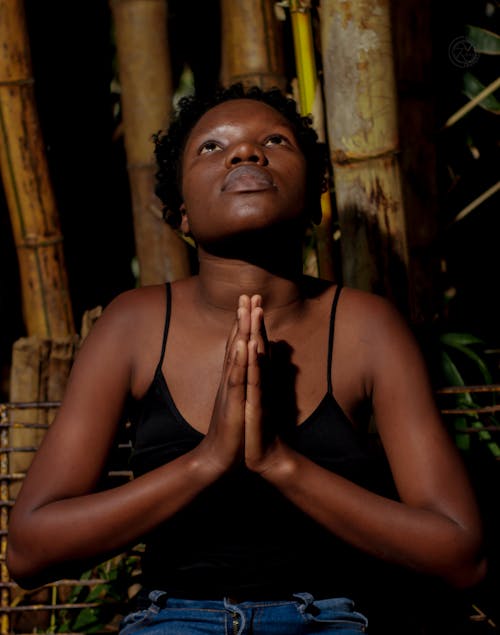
[225,141,268,167]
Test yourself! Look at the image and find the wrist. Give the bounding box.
[186,446,228,484]
[250,440,300,483]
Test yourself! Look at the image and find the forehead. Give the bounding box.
[188,99,295,138]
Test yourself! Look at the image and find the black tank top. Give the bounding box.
[128,283,396,601]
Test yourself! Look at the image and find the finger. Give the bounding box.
[236,300,251,342]
[246,339,263,419]
[250,307,268,357]
[224,315,239,359]
[250,304,262,338]
[219,332,246,407]
[250,295,269,349]
[245,339,264,457]
[250,294,262,310]
[224,338,248,422]
[224,296,250,364]
[225,306,251,411]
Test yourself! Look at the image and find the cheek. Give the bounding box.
[179,173,218,241]
[181,172,207,214]
[285,161,308,208]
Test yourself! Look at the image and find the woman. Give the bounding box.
[7,84,486,634]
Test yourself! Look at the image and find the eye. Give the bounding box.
[264,134,287,147]
[199,140,222,154]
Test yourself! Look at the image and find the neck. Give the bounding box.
[194,229,305,321]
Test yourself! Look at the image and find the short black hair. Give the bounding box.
[153,83,329,229]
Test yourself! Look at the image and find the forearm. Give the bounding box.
[7,448,219,585]
[261,445,485,587]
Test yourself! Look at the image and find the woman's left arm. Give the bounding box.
[245,293,486,589]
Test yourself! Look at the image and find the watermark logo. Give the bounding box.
[448,36,480,68]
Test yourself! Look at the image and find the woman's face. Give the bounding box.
[180,99,308,246]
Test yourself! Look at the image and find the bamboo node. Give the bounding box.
[16,234,64,249]
[126,162,156,170]
[226,72,287,89]
[149,201,164,221]
[331,147,400,166]
[288,0,312,15]
[274,2,288,21]
[0,78,34,88]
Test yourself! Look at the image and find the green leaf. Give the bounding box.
[466,25,500,54]
[72,607,100,631]
[448,343,493,384]
[454,416,471,451]
[56,616,72,633]
[440,350,472,397]
[471,420,500,457]
[440,331,494,384]
[463,72,500,113]
[440,332,484,347]
[86,584,109,602]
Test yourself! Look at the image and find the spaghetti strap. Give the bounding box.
[156,282,172,372]
[327,284,343,395]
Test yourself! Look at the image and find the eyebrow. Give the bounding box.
[191,120,296,141]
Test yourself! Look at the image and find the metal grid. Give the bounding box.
[0,390,499,633]
[0,402,138,635]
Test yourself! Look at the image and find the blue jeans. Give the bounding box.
[119,590,368,634]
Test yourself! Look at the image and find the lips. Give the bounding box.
[221,165,275,193]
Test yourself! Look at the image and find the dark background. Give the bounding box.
[0,2,499,630]
[1,0,499,385]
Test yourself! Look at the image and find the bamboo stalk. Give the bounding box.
[288,0,335,281]
[0,0,74,337]
[111,0,190,285]
[390,0,440,324]
[0,404,10,635]
[444,76,500,129]
[320,0,409,310]
[220,0,286,89]
[6,337,53,632]
[452,180,500,224]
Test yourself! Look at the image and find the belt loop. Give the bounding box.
[147,590,168,613]
[293,592,315,614]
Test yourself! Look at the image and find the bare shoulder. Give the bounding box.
[336,286,411,341]
[49,283,177,420]
[300,279,406,339]
[97,284,168,325]
[74,285,166,370]
[331,286,425,400]
[338,285,402,315]
[78,284,167,350]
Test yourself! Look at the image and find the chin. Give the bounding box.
[199,219,305,256]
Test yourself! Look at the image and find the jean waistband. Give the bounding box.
[133,588,328,610]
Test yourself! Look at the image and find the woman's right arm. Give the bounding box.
[7,290,250,589]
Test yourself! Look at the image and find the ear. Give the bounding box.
[179,203,190,234]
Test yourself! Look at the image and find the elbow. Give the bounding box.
[445,554,488,590]
[6,543,43,590]
[7,525,54,590]
[436,517,488,589]
[438,530,488,589]
[7,542,67,591]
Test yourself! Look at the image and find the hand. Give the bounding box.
[244,295,285,474]
[195,296,251,475]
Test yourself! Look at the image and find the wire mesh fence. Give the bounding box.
[0,391,499,634]
[0,402,139,635]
